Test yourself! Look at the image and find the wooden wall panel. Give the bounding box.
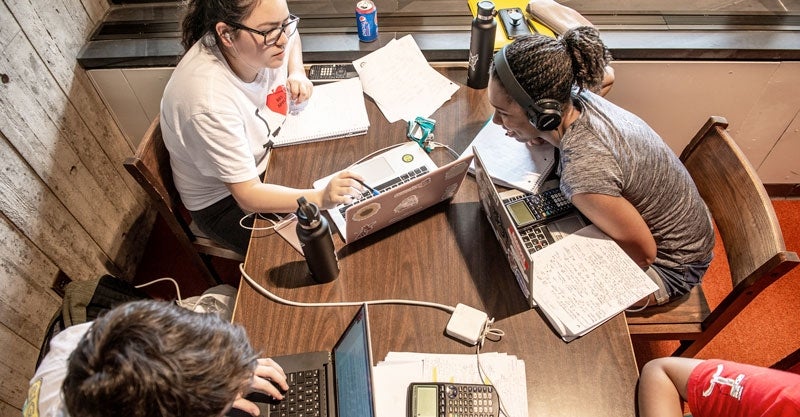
[3,0,152,275]
[0,0,153,414]
[0,213,62,347]
[0,324,39,413]
[0,132,111,284]
[0,401,23,417]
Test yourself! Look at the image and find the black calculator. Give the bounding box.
[408,382,499,417]
[504,187,574,227]
[307,64,358,83]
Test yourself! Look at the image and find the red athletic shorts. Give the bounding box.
[687,359,800,417]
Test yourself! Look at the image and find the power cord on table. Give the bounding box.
[239,263,455,313]
[239,264,506,348]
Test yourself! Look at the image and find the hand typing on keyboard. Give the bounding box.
[319,170,367,208]
[231,358,288,416]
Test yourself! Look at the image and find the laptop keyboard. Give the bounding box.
[519,223,556,254]
[338,166,430,215]
[269,369,327,417]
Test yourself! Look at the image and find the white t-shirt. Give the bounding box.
[160,35,293,211]
[23,322,92,417]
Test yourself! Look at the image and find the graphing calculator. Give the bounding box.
[503,187,574,228]
[408,382,500,417]
[307,64,358,83]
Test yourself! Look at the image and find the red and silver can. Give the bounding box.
[355,0,378,42]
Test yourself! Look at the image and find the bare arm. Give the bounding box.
[570,192,656,267]
[285,32,312,103]
[638,357,705,417]
[226,170,364,213]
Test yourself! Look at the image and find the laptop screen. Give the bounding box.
[333,304,375,417]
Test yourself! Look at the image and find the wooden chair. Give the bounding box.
[124,116,244,288]
[771,347,800,372]
[626,116,799,357]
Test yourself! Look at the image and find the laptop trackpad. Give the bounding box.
[353,156,394,182]
[548,215,586,241]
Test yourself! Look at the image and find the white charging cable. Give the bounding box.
[238,263,455,313]
[239,263,511,413]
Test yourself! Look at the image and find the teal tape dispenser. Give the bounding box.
[406,116,436,152]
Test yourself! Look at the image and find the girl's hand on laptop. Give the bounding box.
[231,358,288,415]
[320,170,366,209]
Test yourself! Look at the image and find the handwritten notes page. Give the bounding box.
[374,352,528,417]
[461,120,557,193]
[353,35,460,122]
[531,225,658,341]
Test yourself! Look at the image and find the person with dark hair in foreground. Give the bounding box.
[24,300,286,417]
[638,357,800,417]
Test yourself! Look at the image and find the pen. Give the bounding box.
[356,179,380,196]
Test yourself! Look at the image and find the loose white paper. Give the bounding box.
[353,35,460,122]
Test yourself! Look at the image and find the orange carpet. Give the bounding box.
[633,199,800,370]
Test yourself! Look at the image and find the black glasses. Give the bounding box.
[225,14,300,46]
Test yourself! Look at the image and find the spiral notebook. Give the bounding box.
[274,77,370,146]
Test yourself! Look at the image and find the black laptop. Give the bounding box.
[228,304,376,417]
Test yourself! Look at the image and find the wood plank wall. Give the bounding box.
[0,0,154,414]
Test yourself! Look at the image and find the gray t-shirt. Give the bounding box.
[559,91,714,270]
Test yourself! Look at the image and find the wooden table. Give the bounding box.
[233,67,639,417]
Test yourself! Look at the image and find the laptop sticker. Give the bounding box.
[445,160,469,180]
[397,178,432,198]
[442,183,459,200]
[393,195,419,214]
[355,222,378,240]
[353,202,381,221]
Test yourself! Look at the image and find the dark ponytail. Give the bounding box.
[493,26,611,104]
[560,26,612,93]
[180,0,258,51]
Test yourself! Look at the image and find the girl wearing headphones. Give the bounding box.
[160,0,364,255]
[488,27,714,306]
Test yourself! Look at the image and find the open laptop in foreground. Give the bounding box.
[313,142,473,243]
[473,147,588,307]
[229,303,375,417]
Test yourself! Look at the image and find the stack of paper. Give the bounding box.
[353,35,460,123]
[461,120,557,194]
[373,351,527,417]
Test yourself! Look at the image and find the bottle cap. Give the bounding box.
[477,1,495,18]
[296,197,321,229]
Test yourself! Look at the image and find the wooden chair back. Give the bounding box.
[123,116,243,288]
[626,116,799,357]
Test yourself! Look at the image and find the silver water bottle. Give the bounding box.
[467,1,497,89]
[295,197,339,283]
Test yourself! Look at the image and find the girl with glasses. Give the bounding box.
[160,0,365,256]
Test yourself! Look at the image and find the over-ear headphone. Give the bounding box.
[493,44,562,131]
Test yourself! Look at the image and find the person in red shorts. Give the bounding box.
[638,357,800,417]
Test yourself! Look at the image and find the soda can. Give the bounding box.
[355,0,378,42]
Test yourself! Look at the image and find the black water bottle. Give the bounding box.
[295,197,339,283]
[467,0,497,89]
